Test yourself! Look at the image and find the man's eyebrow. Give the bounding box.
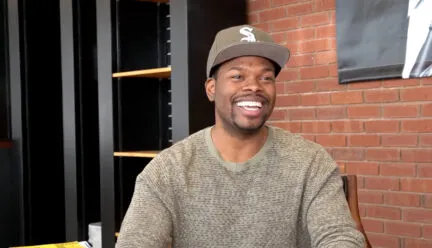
[228,66,244,71]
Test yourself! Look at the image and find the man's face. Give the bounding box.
[205,56,277,134]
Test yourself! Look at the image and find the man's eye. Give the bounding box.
[231,75,242,80]
[262,76,275,81]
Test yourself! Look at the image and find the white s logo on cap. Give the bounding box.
[240,27,256,42]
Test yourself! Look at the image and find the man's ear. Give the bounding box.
[205,78,216,102]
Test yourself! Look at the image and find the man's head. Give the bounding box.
[205,25,290,135]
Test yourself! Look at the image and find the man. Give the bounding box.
[116,25,365,248]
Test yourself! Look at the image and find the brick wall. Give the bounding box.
[247,0,432,247]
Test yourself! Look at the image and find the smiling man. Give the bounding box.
[116,25,365,248]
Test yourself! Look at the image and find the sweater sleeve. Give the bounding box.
[305,148,365,248]
[116,157,172,248]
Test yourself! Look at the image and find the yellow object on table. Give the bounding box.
[11,241,91,248]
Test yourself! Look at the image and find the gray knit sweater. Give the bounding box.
[116,126,365,248]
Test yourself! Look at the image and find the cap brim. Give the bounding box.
[210,42,290,77]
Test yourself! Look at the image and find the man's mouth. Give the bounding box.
[235,100,264,117]
[236,100,263,111]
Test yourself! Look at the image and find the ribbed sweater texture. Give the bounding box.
[116,126,365,248]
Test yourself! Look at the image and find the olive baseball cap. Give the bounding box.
[206,24,290,78]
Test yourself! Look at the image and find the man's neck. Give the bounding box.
[211,124,269,163]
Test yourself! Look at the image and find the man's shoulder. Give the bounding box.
[149,126,209,166]
[138,127,209,180]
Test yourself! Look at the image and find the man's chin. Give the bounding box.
[234,121,266,134]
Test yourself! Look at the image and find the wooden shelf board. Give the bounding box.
[112,67,171,78]
[114,150,159,158]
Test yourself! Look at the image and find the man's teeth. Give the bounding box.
[236,101,262,108]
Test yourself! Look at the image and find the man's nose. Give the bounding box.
[243,77,262,92]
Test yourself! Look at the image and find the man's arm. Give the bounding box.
[116,157,172,248]
[305,149,365,248]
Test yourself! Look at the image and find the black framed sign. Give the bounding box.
[336,0,432,83]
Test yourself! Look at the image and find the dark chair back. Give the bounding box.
[341,175,372,248]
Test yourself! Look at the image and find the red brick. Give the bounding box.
[347,105,381,119]
[328,64,338,77]
[345,162,379,175]
[315,51,336,64]
[270,121,301,133]
[269,109,287,120]
[332,120,363,133]
[381,134,418,147]
[380,163,416,177]
[366,206,401,220]
[285,28,315,41]
[286,2,313,15]
[423,195,432,208]
[348,81,381,89]
[404,238,432,248]
[301,93,330,106]
[423,77,432,85]
[358,190,383,203]
[424,226,432,238]
[276,82,285,93]
[271,32,286,44]
[286,54,314,67]
[348,135,380,147]
[384,192,420,207]
[299,66,329,79]
[364,120,399,133]
[402,120,432,133]
[289,108,315,120]
[271,0,297,7]
[302,134,315,142]
[400,178,432,193]
[383,104,419,118]
[365,177,399,190]
[404,209,432,223]
[300,12,329,27]
[248,0,271,12]
[418,164,432,177]
[259,7,286,22]
[248,13,259,24]
[422,103,432,116]
[285,81,315,93]
[420,135,432,147]
[364,89,399,103]
[301,121,331,133]
[366,148,400,161]
[337,161,345,173]
[253,23,270,32]
[315,0,335,11]
[367,233,400,248]
[276,95,300,106]
[315,78,346,91]
[299,39,331,53]
[400,86,432,101]
[330,12,336,24]
[362,219,384,233]
[401,149,432,163]
[331,91,363,104]
[315,134,346,147]
[382,78,420,87]
[331,148,364,161]
[385,222,421,237]
[316,25,336,38]
[316,106,346,119]
[277,69,299,81]
[270,17,299,32]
